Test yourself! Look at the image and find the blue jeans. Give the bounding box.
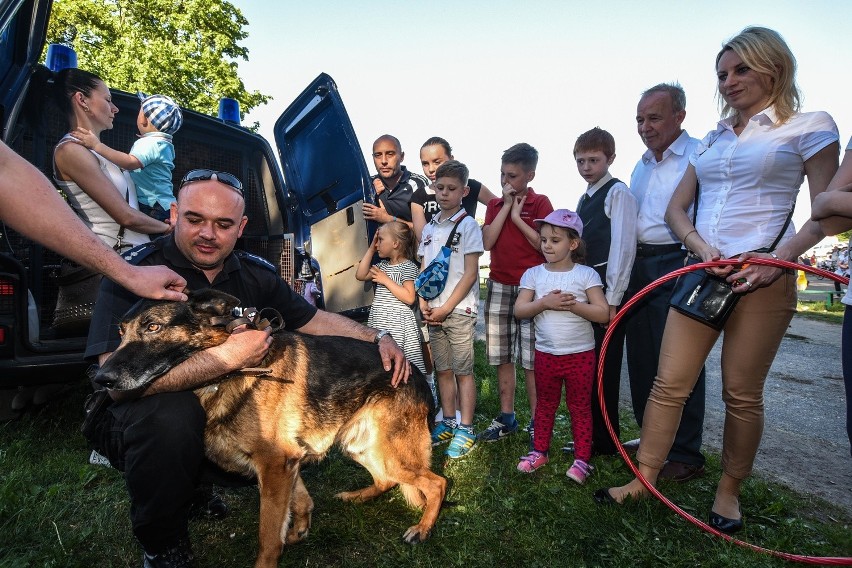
[139,202,171,223]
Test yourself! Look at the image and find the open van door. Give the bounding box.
[274,73,374,315]
[0,0,50,135]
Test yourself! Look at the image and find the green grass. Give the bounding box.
[796,299,845,324]
[1,343,850,567]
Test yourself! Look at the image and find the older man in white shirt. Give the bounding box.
[624,83,706,482]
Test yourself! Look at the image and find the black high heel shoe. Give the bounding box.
[708,510,744,534]
[593,488,619,505]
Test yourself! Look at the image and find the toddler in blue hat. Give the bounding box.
[71,93,183,226]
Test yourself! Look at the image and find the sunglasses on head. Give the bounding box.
[179,169,243,195]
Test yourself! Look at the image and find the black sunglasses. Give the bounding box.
[179,169,243,195]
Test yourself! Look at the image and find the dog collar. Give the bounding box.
[210,306,284,333]
[208,306,284,378]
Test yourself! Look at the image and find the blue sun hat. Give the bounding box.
[137,92,183,135]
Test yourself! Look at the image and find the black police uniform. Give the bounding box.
[84,236,317,553]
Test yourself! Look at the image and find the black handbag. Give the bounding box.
[669,258,741,330]
[669,184,792,330]
[52,219,129,333]
[52,259,103,334]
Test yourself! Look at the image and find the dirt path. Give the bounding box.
[475,305,852,518]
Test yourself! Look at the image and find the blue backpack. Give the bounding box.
[415,213,467,300]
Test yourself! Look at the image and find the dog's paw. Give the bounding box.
[402,525,431,544]
[335,489,362,502]
[285,525,310,545]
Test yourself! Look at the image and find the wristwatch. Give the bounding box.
[373,330,391,344]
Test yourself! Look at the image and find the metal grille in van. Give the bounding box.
[3,87,282,337]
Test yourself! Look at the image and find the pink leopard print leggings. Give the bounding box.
[533,349,596,461]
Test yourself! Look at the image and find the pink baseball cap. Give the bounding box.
[534,209,583,236]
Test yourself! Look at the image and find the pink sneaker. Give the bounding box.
[517,450,548,473]
[566,459,594,484]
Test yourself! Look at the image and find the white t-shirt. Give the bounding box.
[519,263,602,355]
[418,209,484,316]
[691,108,838,257]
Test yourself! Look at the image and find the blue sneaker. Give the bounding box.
[431,420,455,446]
[478,416,518,442]
[446,428,476,459]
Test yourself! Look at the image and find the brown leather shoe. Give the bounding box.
[621,438,640,456]
[659,461,705,482]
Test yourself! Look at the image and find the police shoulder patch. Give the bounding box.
[121,241,159,265]
[236,250,276,272]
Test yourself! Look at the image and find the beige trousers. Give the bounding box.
[637,271,796,479]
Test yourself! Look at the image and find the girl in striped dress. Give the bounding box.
[357,221,428,381]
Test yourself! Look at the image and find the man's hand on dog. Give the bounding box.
[135,324,273,398]
[217,325,274,371]
[378,334,410,388]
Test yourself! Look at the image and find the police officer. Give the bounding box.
[85,170,409,567]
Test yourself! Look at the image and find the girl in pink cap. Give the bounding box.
[514,209,609,482]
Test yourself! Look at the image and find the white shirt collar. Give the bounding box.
[641,130,691,165]
[433,208,466,224]
[719,106,779,131]
[587,172,613,194]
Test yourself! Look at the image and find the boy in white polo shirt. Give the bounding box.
[419,160,484,459]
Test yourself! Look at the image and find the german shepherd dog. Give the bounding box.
[95,289,446,568]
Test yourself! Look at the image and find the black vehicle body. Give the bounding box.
[0,0,376,390]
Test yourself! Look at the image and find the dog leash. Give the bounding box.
[210,306,285,377]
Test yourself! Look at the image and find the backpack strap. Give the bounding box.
[443,212,467,248]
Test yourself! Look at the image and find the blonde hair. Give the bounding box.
[381,221,417,262]
[716,26,801,124]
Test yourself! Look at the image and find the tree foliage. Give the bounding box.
[44,0,270,119]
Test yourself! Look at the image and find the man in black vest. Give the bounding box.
[574,127,638,456]
[624,84,706,481]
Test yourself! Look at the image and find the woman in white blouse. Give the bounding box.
[596,27,839,534]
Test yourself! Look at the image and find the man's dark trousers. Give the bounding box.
[625,248,705,466]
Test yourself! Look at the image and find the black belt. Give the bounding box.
[635,242,684,257]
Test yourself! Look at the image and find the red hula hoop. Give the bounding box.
[598,256,851,564]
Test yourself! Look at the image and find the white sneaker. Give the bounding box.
[88,450,113,468]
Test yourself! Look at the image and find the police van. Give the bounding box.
[0,0,377,415]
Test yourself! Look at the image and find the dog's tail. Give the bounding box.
[399,482,427,509]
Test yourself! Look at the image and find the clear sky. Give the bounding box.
[230,0,852,232]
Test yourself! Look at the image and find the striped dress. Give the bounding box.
[367,259,425,374]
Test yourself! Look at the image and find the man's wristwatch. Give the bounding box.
[373,330,391,344]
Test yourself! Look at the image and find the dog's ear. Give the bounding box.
[188,289,241,317]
